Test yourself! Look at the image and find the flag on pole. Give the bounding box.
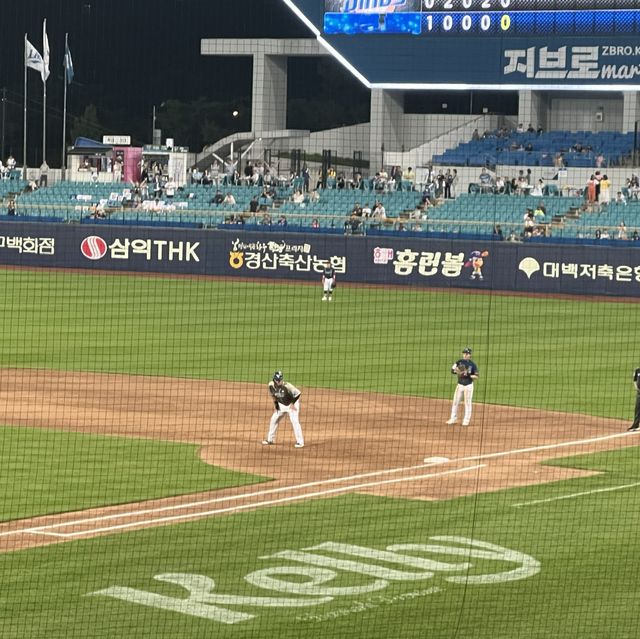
[25,39,45,77]
[42,19,50,82]
[64,39,74,84]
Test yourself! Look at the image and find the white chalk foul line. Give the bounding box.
[24,464,486,538]
[512,481,640,508]
[0,458,468,537]
[2,429,632,540]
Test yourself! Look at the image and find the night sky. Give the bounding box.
[0,0,331,163]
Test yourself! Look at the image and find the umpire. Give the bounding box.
[628,367,640,432]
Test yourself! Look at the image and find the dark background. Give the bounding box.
[0,0,516,167]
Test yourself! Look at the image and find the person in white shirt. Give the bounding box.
[223,192,236,205]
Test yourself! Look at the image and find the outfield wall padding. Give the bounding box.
[1,221,639,297]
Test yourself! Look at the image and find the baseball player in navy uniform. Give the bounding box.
[262,371,305,448]
[322,261,336,301]
[446,347,479,427]
[628,367,640,431]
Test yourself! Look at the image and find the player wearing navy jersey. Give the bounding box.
[446,347,479,427]
[262,371,305,448]
[628,367,640,432]
[322,261,336,301]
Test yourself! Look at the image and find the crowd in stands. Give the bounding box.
[437,124,635,168]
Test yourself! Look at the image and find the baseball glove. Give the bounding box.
[455,364,467,375]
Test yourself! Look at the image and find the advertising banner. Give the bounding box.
[1,222,639,297]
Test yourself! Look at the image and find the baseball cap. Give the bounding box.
[462,347,472,354]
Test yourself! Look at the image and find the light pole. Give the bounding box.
[1,87,6,161]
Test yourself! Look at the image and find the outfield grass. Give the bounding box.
[0,426,268,522]
[0,447,637,639]
[0,269,637,418]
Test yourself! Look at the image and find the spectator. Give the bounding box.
[223,192,236,205]
[531,179,544,197]
[302,165,311,192]
[471,128,480,141]
[599,174,611,206]
[506,229,521,242]
[164,179,176,198]
[402,166,416,185]
[7,197,16,216]
[361,202,372,217]
[212,190,224,205]
[617,222,628,240]
[586,175,597,203]
[523,211,535,236]
[261,213,272,226]
[291,189,305,204]
[311,218,320,229]
[633,230,639,241]
[372,200,386,220]
[615,191,627,206]
[526,123,535,133]
[493,224,504,240]
[309,189,320,203]
[478,167,493,193]
[277,214,287,227]
[391,166,402,191]
[249,195,259,213]
[495,176,505,194]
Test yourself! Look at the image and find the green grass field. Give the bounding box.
[0,447,638,639]
[0,268,639,638]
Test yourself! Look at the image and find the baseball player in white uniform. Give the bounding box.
[262,371,304,448]
[446,347,479,427]
[322,261,336,301]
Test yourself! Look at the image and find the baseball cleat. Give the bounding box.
[627,426,639,432]
[446,419,457,425]
[462,421,470,427]
[294,443,304,448]
[322,296,327,301]
[261,440,274,445]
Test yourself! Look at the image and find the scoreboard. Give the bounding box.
[324,1,640,37]
[282,0,640,88]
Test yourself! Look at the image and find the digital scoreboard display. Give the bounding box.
[324,1,640,37]
[282,0,640,87]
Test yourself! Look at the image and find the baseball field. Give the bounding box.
[0,267,638,638]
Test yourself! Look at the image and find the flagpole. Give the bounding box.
[62,33,68,179]
[23,34,28,179]
[41,20,48,171]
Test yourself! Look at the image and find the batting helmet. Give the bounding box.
[463,347,473,354]
[273,370,284,383]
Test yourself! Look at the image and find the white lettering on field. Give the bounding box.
[89,537,541,624]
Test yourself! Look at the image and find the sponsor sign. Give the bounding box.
[1,222,639,297]
[90,536,541,625]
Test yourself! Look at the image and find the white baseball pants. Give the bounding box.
[449,383,474,424]
[267,402,304,446]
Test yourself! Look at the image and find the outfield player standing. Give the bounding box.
[446,347,479,427]
[262,371,305,448]
[628,367,640,432]
[322,261,336,301]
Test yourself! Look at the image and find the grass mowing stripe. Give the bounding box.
[512,481,640,507]
[0,426,269,522]
[0,269,637,418]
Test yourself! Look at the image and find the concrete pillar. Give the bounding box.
[518,90,549,131]
[369,89,404,171]
[622,92,640,133]
[252,53,288,134]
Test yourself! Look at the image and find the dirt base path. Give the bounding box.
[0,369,635,552]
